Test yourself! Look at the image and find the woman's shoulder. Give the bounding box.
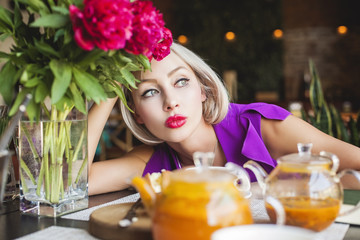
[228,102,291,120]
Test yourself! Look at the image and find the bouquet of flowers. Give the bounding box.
[0,0,172,120]
[0,0,172,215]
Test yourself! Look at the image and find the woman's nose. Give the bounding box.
[164,98,179,111]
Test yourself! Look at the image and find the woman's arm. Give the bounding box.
[261,115,360,171]
[261,115,360,189]
[87,97,155,195]
[88,144,154,195]
[87,97,118,173]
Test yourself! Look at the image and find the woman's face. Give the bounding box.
[131,51,206,143]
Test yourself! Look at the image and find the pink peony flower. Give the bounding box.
[125,0,172,61]
[152,27,173,61]
[69,0,134,51]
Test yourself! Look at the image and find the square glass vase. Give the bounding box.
[18,108,88,217]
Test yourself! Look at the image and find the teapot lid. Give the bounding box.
[171,152,235,183]
[277,143,332,166]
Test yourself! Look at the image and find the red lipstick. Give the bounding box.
[165,115,187,128]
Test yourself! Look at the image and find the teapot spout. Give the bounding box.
[243,160,268,192]
[131,176,157,214]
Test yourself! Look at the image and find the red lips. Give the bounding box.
[165,115,187,128]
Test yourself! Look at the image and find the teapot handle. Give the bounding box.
[266,196,286,225]
[319,151,340,174]
[225,162,252,198]
[336,169,360,216]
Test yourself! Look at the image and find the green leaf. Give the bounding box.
[54,96,73,112]
[349,116,360,147]
[26,97,41,122]
[330,104,349,142]
[30,14,69,28]
[0,61,18,104]
[106,80,133,113]
[8,88,31,116]
[54,28,65,42]
[72,67,107,104]
[13,2,23,29]
[34,40,61,58]
[118,54,132,63]
[136,54,151,70]
[0,33,12,41]
[124,62,141,72]
[50,59,72,103]
[24,77,41,88]
[0,51,10,60]
[316,103,332,136]
[0,6,14,30]
[51,6,70,15]
[34,82,49,103]
[309,59,325,116]
[69,82,86,113]
[77,49,107,67]
[120,68,138,89]
[18,0,50,14]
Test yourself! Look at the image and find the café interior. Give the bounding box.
[0,0,360,239]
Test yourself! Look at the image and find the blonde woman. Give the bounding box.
[88,43,360,195]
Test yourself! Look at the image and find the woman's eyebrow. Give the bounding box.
[167,66,187,77]
[139,66,188,83]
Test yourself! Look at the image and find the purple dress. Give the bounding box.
[142,103,291,181]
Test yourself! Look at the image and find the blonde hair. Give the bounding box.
[120,42,230,145]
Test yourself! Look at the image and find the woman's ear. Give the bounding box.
[201,89,207,102]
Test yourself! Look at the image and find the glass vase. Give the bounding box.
[18,106,88,217]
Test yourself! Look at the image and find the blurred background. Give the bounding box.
[1,0,360,159]
[153,0,360,111]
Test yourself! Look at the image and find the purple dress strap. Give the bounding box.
[142,102,291,180]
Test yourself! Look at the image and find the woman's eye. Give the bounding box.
[175,78,190,87]
[142,89,158,98]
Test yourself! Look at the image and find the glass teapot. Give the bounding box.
[131,152,253,240]
[243,143,360,232]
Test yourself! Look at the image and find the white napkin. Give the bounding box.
[336,204,360,225]
[15,226,99,240]
[61,193,140,221]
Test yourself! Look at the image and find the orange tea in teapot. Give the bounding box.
[132,152,254,240]
[152,180,253,240]
[266,196,341,232]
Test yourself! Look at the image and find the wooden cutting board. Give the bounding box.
[89,202,152,240]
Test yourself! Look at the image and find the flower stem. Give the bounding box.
[20,122,41,162]
[20,158,36,185]
[19,168,28,193]
[36,157,45,197]
[71,128,85,163]
[75,156,87,184]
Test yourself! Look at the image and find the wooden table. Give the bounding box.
[0,188,359,240]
